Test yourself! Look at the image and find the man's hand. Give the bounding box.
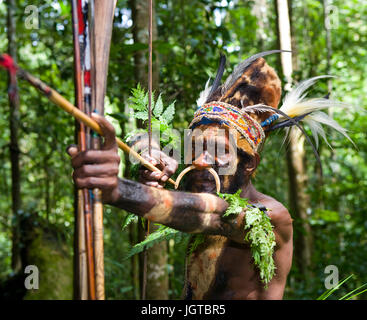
[139,149,178,188]
[128,132,178,188]
[67,113,120,204]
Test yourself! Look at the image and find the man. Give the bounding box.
[67,55,293,299]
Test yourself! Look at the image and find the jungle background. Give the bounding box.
[0,0,366,300]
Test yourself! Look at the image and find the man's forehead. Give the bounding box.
[189,124,239,153]
[189,123,255,156]
[191,124,231,138]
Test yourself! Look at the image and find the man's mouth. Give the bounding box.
[187,169,216,181]
[184,168,219,193]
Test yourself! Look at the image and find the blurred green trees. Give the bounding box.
[0,0,366,299]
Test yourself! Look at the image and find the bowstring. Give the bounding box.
[142,0,154,301]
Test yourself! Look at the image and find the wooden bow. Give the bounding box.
[0,0,175,300]
[90,0,117,301]
[71,0,117,300]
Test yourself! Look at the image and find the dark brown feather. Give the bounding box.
[208,57,282,124]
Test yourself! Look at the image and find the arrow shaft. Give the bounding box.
[14,66,176,186]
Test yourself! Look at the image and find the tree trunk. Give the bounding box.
[252,0,267,50]
[130,0,169,300]
[275,0,313,280]
[285,129,313,279]
[323,0,332,94]
[7,0,22,274]
[130,0,159,89]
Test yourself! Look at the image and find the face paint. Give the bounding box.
[183,124,254,194]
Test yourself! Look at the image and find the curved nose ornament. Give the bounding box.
[174,165,221,193]
[192,151,214,169]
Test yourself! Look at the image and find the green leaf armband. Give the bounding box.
[218,189,276,287]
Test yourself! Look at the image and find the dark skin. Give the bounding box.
[68,113,293,300]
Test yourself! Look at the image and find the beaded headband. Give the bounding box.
[189,101,265,152]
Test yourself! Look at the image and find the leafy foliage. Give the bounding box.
[218,190,276,287]
[317,274,367,300]
[124,84,178,148]
[244,206,276,287]
[187,234,206,257]
[124,225,188,259]
[121,213,138,231]
[218,189,248,217]
[120,84,184,264]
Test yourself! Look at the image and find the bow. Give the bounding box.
[89,0,117,301]
[0,54,176,185]
[72,0,117,300]
[71,0,91,300]
[0,0,175,300]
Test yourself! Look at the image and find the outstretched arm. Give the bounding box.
[67,113,229,234]
[109,178,229,234]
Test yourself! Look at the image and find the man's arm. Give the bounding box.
[67,113,229,234]
[109,178,229,234]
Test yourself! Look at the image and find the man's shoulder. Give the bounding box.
[255,193,293,226]
[254,193,293,244]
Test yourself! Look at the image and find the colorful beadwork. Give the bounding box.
[189,101,265,151]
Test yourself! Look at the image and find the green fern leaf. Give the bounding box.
[161,101,175,124]
[124,225,183,259]
[122,213,138,230]
[134,111,149,121]
[153,94,164,118]
[218,189,276,287]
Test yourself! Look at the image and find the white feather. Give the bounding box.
[279,75,336,117]
[304,114,329,149]
[196,78,212,107]
[242,103,271,113]
[304,111,355,148]
[277,75,355,148]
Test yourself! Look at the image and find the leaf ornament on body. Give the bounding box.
[218,190,276,287]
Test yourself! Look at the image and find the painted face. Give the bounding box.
[184,124,254,194]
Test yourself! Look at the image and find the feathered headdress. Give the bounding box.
[189,51,354,166]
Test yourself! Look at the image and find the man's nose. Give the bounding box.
[193,151,214,169]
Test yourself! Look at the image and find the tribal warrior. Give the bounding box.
[68,51,351,299]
